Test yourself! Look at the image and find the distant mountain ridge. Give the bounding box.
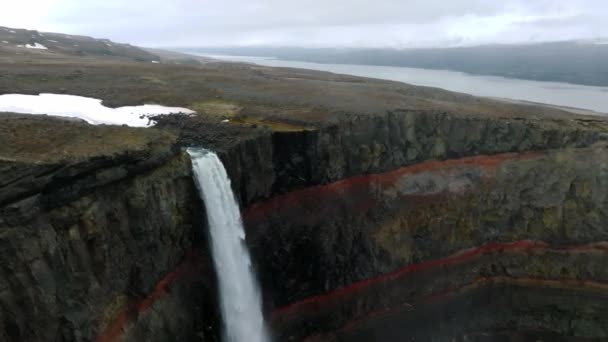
[0,26,159,62]
[185,41,608,87]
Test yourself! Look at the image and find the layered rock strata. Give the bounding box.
[3,104,608,341]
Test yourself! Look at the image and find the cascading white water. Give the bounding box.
[187,148,269,342]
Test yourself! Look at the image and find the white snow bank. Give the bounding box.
[1,41,7,44]
[25,43,47,49]
[0,93,195,127]
[151,61,161,64]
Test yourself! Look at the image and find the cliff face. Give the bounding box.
[4,108,608,341]
[244,112,608,340]
[152,109,608,340]
[0,115,219,342]
[229,110,608,340]
[249,147,608,340]
[269,110,605,194]
[3,97,608,341]
[157,109,607,207]
[248,146,608,301]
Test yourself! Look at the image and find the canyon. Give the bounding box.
[2,36,608,341]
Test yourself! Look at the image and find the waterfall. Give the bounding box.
[187,148,269,342]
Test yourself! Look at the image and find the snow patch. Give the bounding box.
[8,30,16,33]
[151,60,161,64]
[0,93,195,127]
[1,41,8,44]
[48,40,58,43]
[221,119,230,123]
[24,43,47,50]
[105,43,112,47]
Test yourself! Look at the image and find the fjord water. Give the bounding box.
[187,148,268,342]
[194,54,608,114]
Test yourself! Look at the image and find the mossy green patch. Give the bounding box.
[189,100,242,119]
[542,206,562,232]
[99,294,128,333]
[229,116,314,132]
[0,113,176,163]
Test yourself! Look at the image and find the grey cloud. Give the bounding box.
[2,0,607,47]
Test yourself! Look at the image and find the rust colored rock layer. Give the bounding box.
[241,147,608,339]
[271,240,608,340]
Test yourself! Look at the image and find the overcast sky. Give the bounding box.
[1,0,607,47]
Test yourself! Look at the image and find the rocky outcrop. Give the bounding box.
[153,115,276,206]
[0,115,219,342]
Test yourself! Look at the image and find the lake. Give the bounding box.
[192,53,608,115]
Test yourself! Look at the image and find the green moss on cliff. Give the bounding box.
[0,113,176,163]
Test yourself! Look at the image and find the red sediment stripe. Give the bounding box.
[243,152,542,223]
[96,152,577,341]
[96,251,202,342]
[335,275,608,336]
[556,241,608,252]
[271,240,608,321]
[270,240,541,320]
[94,241,608,341]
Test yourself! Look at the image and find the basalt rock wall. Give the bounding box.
[246,147,608,305]
[220,110,607,205]
[233,110,608,340]
[3,109,608,342]
[0,115,221,342]
[244,146,608,340]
